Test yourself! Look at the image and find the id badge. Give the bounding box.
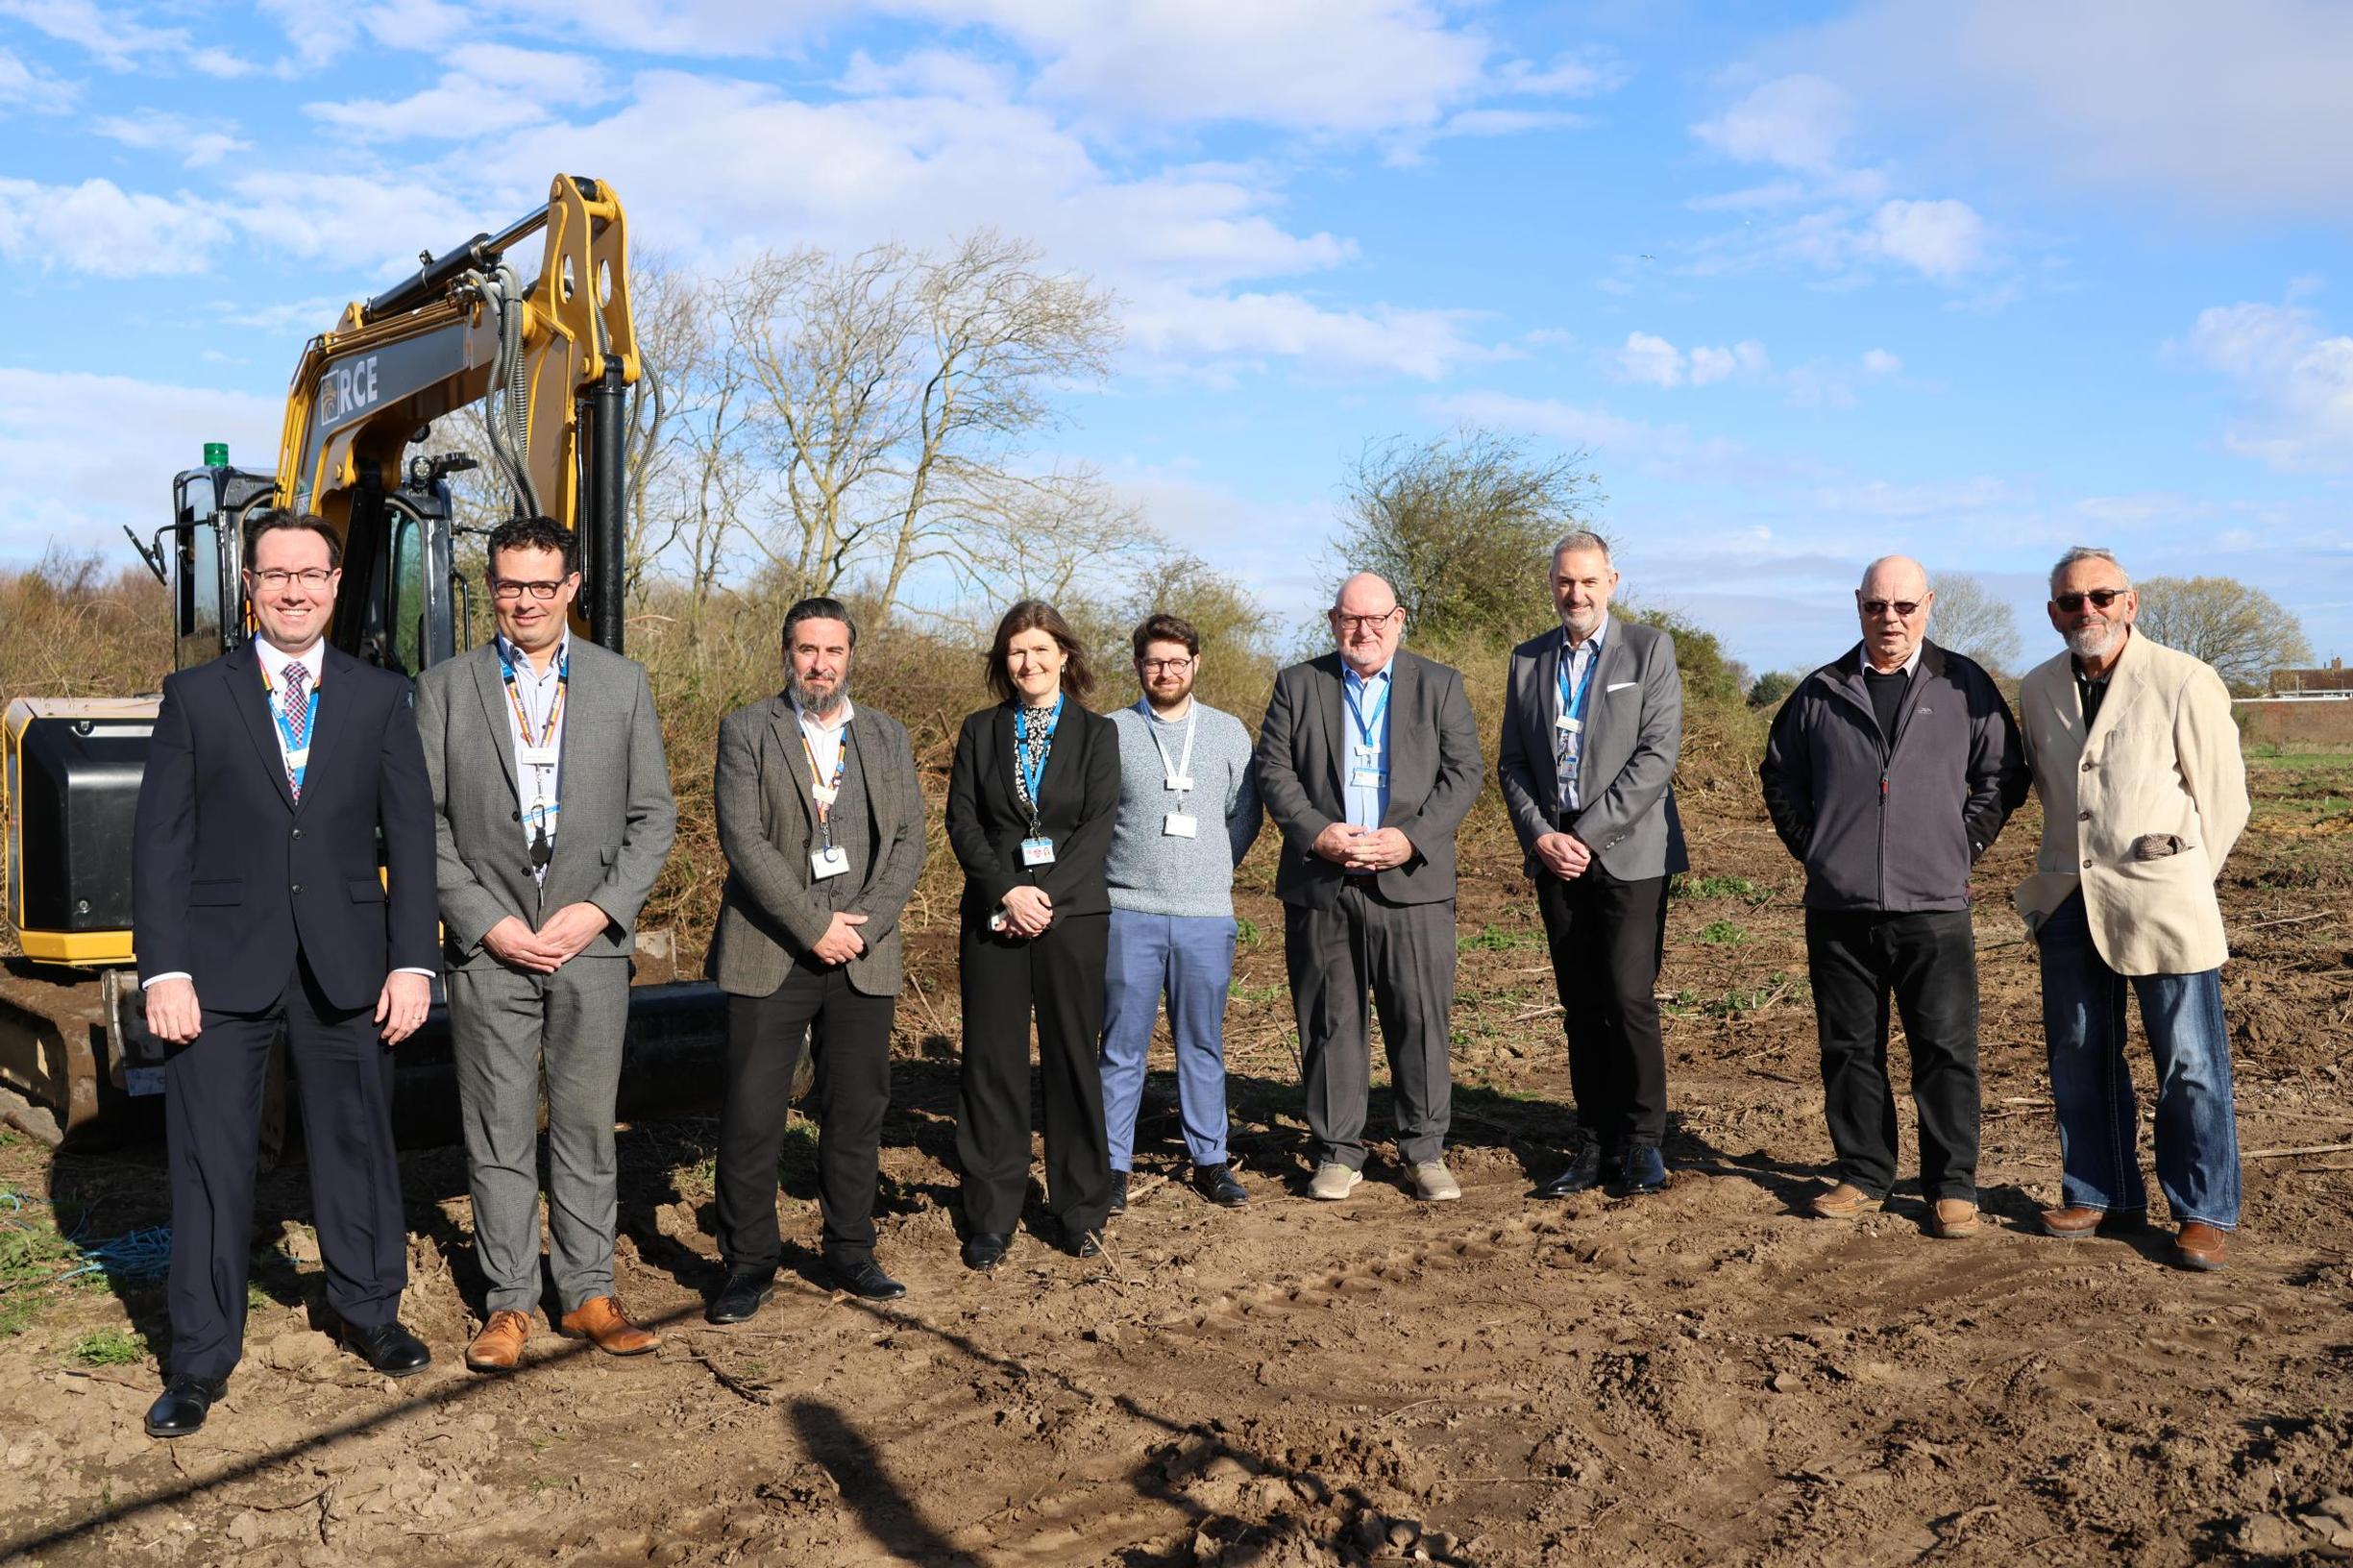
[1020,836,1057,867]
[812,781,840,807]
[1555,714,1581,734]
[1351,768,1386,789]
[811,845,849,880]
[1166,775,1194,792]
[1163,812,1198,838]
[520,745,560,770]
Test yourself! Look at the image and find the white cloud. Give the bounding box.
[1607,332,1778,393]
[221,172,483,267]
[1430,390,1798,484]
[92,110,252,168]
[0,44,76,110]
[1126,289,1497,382]
[0,368,281,559]
[306,45,612,140]
[1691,340,1771,386]
[1867,198,1985,279]
[0,178,228,276]
[0,0,186,66]
[2184,297,2353,474]
[1692,73,1853,174]
[1615,331,1686,388]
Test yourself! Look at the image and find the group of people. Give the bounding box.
[126,514,2251,1443]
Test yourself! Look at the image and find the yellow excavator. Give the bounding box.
[1,174,722,1145]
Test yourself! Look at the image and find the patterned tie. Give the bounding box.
[281,661,309,799]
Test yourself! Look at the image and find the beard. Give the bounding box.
[790,672,849,716]
[1145,675,1195,711]
[1561,604,1603,638]
[2065,622,2122,662]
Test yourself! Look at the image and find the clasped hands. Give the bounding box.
[483,901,613,975]
[996,885,1054,940]
[1311,821,1415,873]
[1533,830,1593,880]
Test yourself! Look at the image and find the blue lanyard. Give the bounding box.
[257,662,318,749]
[1015,694,1064,823]
[1556,632,1598,725]
[1343,673,1389,750]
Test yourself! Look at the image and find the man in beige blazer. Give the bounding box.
[2016,547,2250,1271]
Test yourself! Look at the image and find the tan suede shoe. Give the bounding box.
[464,1310,533,1374]
[1808,1182,1875,1219]
[558,1295,661,1356]
[1928,1199,1980,1239]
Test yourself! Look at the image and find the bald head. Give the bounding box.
[1329,572,1405,675]
[1855,555,1933,673]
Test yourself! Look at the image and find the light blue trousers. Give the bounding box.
[1097,909,1238,1170]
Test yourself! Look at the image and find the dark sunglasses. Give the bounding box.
[1858,599,1922,618]
[2052,589,2125,612]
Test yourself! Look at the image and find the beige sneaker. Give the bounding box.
[1309,1163,1362,1202]
[1928,1199,1981,1239]
[1809,1181,1876,1219]
[1411,1161,1462,1202]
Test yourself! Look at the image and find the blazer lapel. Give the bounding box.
[2080,631,2145,754]
[295,647,355,815]
[1381,655,1419,827]
[768,697,818,837]
[993,703,1019,819]
[1534,633,1564,803]
[1319,656,1348,806]
[470,646,521,804]
[226,644,298,814]
[1580,630,1626,785]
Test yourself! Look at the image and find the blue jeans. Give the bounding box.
[1098,910,1238,1170]
[2037,893,2240,1228]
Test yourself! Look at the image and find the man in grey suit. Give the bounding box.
[704,597,926,1321]
[413,517,676,1373]
[1499,531,1688,1199]
[1256,572,1483,1203]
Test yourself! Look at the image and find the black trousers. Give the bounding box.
[1803,908,1981,1200]
[1535,859,1670,1153]
[957,912,1113,1239]
[716,960,897,1268]
[164,947,405,1381]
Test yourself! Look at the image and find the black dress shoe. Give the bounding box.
[1193,1164,1250,1207]
[1610,1145,1669,1197]
[340,1319,431,1377]
[962,1232,1010,1271]
[707,1266,776,1324]
[829,1258,907,1300]
[1109,1171,1130,1214]
[1531,1145,1603,1199]
[144,1374,228,1439]
[1072,1231,1102,1260]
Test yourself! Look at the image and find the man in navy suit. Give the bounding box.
[132,511,439,1438]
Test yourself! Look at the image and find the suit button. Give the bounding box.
[291,827,304,840]
[2078,811,2091,821]
[2081,859,2091,869]
[291,883,305,894]
[2081,760,2094,772]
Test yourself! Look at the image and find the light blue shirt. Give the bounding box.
[1556,616,1607,814]
[1341,660,1393,831]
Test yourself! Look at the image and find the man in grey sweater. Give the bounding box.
[1097,613,1263,1211]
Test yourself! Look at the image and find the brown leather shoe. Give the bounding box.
[465,1310,532,1374]
[1809,1182,1876,1219]
[2041,1205,2105,1237]
[559,1295,661,1356]
[1928,1199,1980,1239]
[2174,1222,2228,1272]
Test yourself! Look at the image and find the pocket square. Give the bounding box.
[1605,680,1639,693]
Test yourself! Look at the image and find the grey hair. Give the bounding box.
[1550,529,1612,564]
[2048,547,2130,598]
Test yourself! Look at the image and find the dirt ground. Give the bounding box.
[3,758,2350,1567]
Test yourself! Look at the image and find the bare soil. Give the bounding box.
[4,763,2351,1566]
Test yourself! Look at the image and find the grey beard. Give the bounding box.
[790,674,849,716]
[2065,624,2120,662]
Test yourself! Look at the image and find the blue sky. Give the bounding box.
[4,0,2351,675]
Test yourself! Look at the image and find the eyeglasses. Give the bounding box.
[248,568,335,590]
[1333,610,1401,633]
[1858,600,1923,619]
[491,578,568,601]
[1139,657,1194,674]
[2052,589,2126,612]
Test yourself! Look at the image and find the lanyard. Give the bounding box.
[499,641,569,748]
[1140,700,1197,796]
[1014,694,1064,830]
[798,718,848,844]
[257,659,320,747]
[1343,672,1389,752]
[1556,631,1598,726]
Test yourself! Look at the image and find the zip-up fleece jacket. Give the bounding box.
[1757,640,2028,913]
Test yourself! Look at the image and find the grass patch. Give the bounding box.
[1229,980,1287,1005]
[0,1297,37,1337]
[1704,971,1810,1017]
[1234,915,1261,948]
[68,1327,148,1366]
[1698,919,1750,945]
[1670,872,1765,903]
[1459,923,1544,952]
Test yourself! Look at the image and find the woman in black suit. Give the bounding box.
[946,600,1122,1269]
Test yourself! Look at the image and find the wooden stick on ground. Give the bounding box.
[2244,1141,2353,1160]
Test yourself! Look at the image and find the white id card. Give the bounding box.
[520,745,560,770]
[1351,768,1386,788]
[1163,812,1198,838]
[1020,836,1057,867]
[811,781,840,807]
[283,745,311,772]
[811,845,849,880]
[1350,744,1381,765]
[1555,714,1581,734]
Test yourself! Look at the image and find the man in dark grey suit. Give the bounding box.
[1499,531,1688,1200]
[1256,572,1483,1203]
[704,597,927,1320]
[413,517,676,1373]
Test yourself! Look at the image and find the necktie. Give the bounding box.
[282,661,309,799]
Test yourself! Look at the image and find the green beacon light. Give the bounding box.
[203,441,230,468]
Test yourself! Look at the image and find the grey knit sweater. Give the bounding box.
[1105,700,1262,918]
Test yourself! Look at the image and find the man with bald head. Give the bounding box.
[1256,573,1484,1202]
[1760,556,2026,1238]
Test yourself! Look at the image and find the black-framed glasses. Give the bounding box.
[247,567,335,590]
[1139,656,1195,674]
[1859,599,1922,619]
[490,577,567,601]
[2052,589,2126,612]
[1333,610,1401,633]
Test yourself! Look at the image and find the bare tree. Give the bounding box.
[1927,572,2022,675]
[1332,429,1604,644]
[2133,575,2314,694]
[718,231,1124,620]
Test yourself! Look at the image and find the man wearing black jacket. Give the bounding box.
[1759,555,2027,1238]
